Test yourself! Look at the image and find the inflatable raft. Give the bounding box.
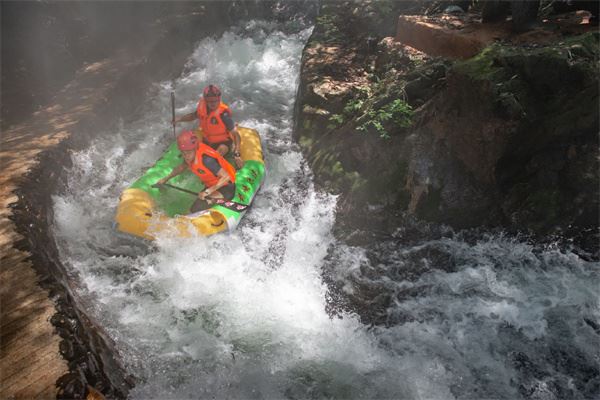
[115,127,265,240]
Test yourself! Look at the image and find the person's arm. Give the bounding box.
[221,111,244,168]
[157,162,187,185]
[199,169,232,200]
[173,111,197,124]
[230,127,242,155]
[229,127,244,168]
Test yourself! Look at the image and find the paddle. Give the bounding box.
[171,91,177,140]
[153,182,197,196]
[152,183,249,212]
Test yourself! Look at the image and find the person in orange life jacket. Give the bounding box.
[173,84,244,169]
[156,130,237,213]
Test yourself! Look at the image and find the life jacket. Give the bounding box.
[196,98,233,144]
[187,143,236,187]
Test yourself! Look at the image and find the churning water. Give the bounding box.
[53,20,599,399]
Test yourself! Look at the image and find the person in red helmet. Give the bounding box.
[157,130,237,212]
[173,84,244,169]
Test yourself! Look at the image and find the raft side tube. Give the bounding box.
[115,126,265,240]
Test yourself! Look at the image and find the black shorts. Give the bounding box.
[190,183,236,213]
[204,139,233,152]
[218,183,236,200]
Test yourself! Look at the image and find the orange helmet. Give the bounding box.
[202,84,221,98]
[177,130,198,151]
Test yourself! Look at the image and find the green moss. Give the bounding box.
[328,113,344,128]
[310,150,370,197]
[452,33,598,126]
[456,33,598,84]
[454,45,506,81]
[317,159,345,193]
[331,160,345,178]
[312,149,342,184]
[347,171,367,193]
[298,135,314,152]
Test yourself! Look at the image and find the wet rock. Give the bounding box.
[57,373,87,399]
[294,3,599,255]
[59,339,76,360]
[444,5,467,14]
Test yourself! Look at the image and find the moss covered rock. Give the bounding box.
[294,3,598,252]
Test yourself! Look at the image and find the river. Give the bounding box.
[52,19,599,400]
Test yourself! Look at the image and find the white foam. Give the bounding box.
[52,19,600,400]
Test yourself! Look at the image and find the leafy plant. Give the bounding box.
[328,113,345,128]
[326,81,414,138]
[343,99,364,115]
[356,86,370,97]
[328,98,365,129]
[329,114,345,124]
[388,98,414,128]
[357,99,414,139]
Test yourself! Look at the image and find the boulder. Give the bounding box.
[294,1,599,254]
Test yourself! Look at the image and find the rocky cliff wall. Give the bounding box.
[293,1,599,256]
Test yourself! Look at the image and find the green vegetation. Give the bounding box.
[356,98,413,138]
[328,113,345,128]
[314,13,344,43]
[328,98,364,128]
[297,2,598,236]
[453,32,599,122]
[454,45,505,81]
[328,90,414,139]
[344,98,364,114]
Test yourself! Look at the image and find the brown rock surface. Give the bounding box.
[395,11,597,60]
[0,49,134,399]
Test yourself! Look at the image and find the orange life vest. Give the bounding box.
[196,98,233,144]
[187,143,236,187]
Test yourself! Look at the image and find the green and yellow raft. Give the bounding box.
[115,127,265,240]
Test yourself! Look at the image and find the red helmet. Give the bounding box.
[177,130,198,151]
[203,84,221,98]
